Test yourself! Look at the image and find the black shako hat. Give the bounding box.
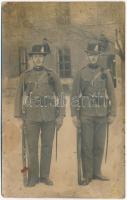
[29,44,50,56]
[85,40,101,55]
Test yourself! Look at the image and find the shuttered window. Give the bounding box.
[56,4,70,25]
[59,48,71,78]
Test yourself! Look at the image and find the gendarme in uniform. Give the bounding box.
[15,44,65,186]
[71,40,116,185]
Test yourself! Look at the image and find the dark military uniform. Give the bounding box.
[15,48,64,185]
[71,63,116,182]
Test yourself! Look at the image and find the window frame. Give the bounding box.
[58,47,71,78]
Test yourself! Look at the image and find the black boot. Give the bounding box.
[79,178,92,186]
[40,177,54,186]
[27,178,39,187]
[93,174,109,181]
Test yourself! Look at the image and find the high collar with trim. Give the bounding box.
[88,63,99,69]
[33,66,45,71]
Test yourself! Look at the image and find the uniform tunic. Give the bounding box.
[71,64,116,180]
[15,66,65,183]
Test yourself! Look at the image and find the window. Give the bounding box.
[59,48,71,78]
[56,3,70,25]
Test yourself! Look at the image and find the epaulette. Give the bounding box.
[80,65,88,71]
[24,68,33,73]
[45,68,52,72]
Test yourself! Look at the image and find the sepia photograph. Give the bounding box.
[2,1,125,198]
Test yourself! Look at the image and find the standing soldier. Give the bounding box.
[15,43,65,187]
[71,40,116,185]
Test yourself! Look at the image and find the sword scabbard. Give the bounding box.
[105,122,109,163]
[56,128,58,161]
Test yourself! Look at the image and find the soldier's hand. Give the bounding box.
[107,115,115,124]
[72,116,80,128]
[56,117,63,131]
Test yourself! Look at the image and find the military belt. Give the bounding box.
[80,96,108,107]
[26,96,55,107]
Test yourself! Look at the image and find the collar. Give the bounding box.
[33,66,45,71]
[88,63,99,69]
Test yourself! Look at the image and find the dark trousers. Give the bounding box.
[23,120,55,183]
[81,116,107,180]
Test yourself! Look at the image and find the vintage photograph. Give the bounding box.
[2,1,125,198]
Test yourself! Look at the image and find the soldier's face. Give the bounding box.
[32,54,45,66]
[88,55,99,64]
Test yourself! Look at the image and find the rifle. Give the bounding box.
[21,124,29,186]
[19,47,28,74]
[19,46,29,186]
